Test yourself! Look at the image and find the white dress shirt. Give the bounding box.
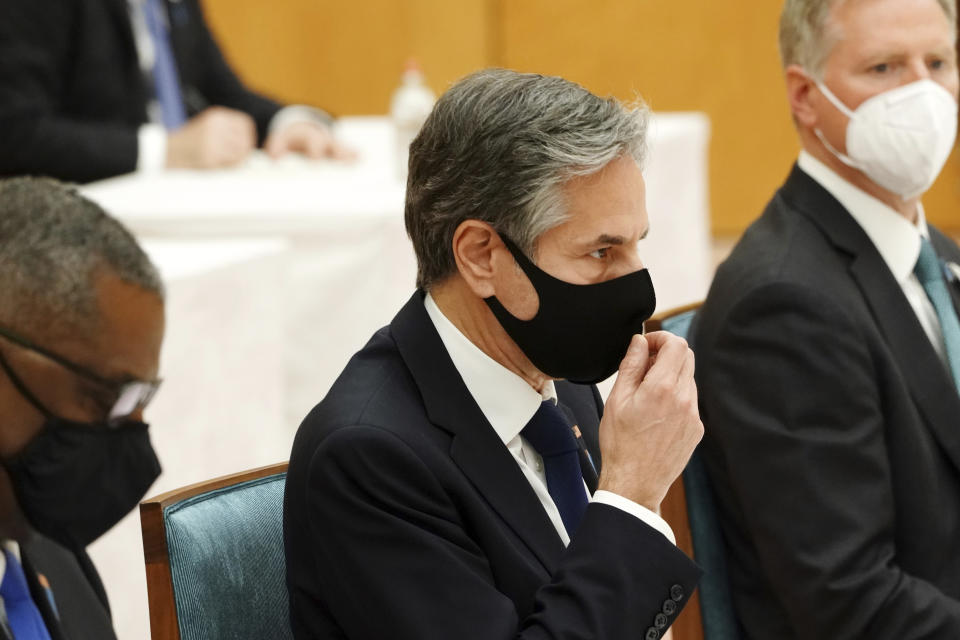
[423,294,676,546]
[126,0,329,172]
[797,151,949,366]
[0,540,20,619]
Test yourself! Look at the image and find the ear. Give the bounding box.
[451,220,503,299]
[785,64,819,129]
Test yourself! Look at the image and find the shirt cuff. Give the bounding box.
[267,105,334,136]
[592,490,677,545]
[137,124,167,172]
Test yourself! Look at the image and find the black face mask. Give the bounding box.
[484,236,657,384]
[3,418,161,550]
[0,350,161,550]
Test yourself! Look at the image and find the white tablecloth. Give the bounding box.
[80,113,711,640]
[86,239,288,640]
[82,116,712,311]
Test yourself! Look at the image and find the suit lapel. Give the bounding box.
[102,0,138,58]
[783,166,960,473]
[19,549,66,640]
[930,229,960,319]
[848,255,960,471]
[390,293,566,572]
[947,272,960,319]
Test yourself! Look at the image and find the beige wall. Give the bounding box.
[201,0,960,234]
[200,0,493,115]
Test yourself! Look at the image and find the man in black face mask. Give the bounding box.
[284,69,704,640]
[0,177,164,640]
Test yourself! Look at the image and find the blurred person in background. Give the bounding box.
[0,0,351,183]
[694,0,960,637]
[0,177,165,638]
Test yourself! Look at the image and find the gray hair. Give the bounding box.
[0,177,164,337]
[779,0,958,77]
[405,68,650,290]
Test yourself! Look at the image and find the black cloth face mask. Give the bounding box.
[3,418,161,551]
[484,235,657,384]
[0,352,162,551]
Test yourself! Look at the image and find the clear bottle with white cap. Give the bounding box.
[390,59,435,181]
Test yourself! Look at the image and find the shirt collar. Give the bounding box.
[797,150,928,283]
[424,293,556,446]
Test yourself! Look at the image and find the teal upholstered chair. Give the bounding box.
[140,462,292,640]
[648,304,741,640]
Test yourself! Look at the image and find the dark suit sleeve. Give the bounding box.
[181,0,281,144]
[22,536,117,640]
[700,282,960,638]
[0,0,138,182]
[294,425,700,640]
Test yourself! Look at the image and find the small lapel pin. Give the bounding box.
[945,261,960,284]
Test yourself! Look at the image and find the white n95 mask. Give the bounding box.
[814,78,958,199]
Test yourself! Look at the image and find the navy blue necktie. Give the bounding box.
[0,550,52,640]
[521,400,589,536]
[144,0,187,130]
[915,237,960,394]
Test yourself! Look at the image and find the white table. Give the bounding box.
[80,113,711,640]
[82,116,713,310]
[86,239,289,640]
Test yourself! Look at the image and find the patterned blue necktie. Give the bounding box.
[143,0,187,130]
[0,550,52,640]
[914,237,960,394]
[521,400,589,536]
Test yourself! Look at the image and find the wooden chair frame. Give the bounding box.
[644,301,703,334]
[140,461,289,640]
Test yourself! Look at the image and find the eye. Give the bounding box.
[930,58,944,71]
[589,247,610,259]
[871,62,889,73]
[78,384,117,418]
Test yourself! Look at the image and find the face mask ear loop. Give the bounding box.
[815,79,856,118]
[809,75,861,169]
[814,128,861,170]
[0,350,57,421]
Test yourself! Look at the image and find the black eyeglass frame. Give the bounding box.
[0,324,162,424]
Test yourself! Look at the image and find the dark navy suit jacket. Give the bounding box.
[284,292,702,640]
[0,535,118,640]
[694,165,960,639]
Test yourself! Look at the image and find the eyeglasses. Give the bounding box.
[0,324,162,425]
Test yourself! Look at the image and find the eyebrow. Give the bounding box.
[590,227,650,245]
[76,368,136,392]
[102,369,150,386]
[860,44,956,64]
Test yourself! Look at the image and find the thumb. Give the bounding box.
[610,334,650,396]
[307,133,329,159]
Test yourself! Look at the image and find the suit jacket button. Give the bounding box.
[670,584,684,601]
[662,598,677,616]
[655,613,669,629]
[645,627,660,640]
